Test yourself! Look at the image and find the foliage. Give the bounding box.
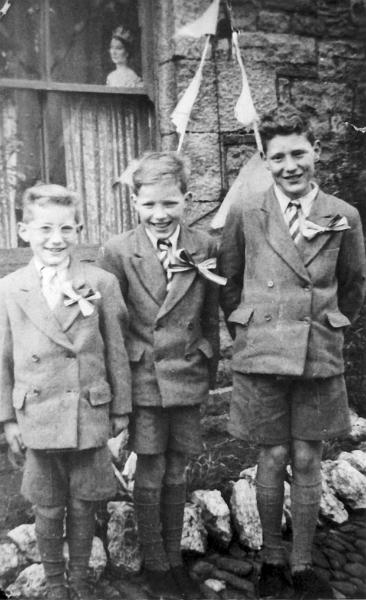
[344,305,366,418]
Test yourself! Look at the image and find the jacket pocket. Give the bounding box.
[87,383,112,406]
[196,338,214,359]
[325,311,351,328]
[227,306,254,326]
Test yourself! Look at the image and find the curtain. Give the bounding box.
[62,94,153,244]
[0,93,18,248]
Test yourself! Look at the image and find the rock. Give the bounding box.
[348,411,366,442]
[190,489,232,547]
[208,554,253,577]
[181,503,207,554]
[204,578,226,592]
[312,547,330,570]
[64,536,106,581]
[6,563,47,598]
[344,562,366,579]
[313,566,331,582]
[346,551,364,563]
[330,580,357,597]
[107,429,129,462]
[230,479,262,550]
[107,501,143,573]
[191,560,214,580]
[338,450,366,475]
[322,546,346,570]
[7,523,41,563]
[319,477,349,524]
[323,459,366,509]
[0,541,27,585]
[239,465,257,480]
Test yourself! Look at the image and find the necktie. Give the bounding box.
[285,200,302,245]
[41,266,61,310]
[157,238,173,292]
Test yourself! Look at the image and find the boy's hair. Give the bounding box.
[132,151,189,194]
[22,184,82,223]
[259,105,315,153]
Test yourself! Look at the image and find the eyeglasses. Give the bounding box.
[28,224,82,238]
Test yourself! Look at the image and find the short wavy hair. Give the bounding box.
[22,184,82,223]
[259,105,315,153]
[132,151,189,194]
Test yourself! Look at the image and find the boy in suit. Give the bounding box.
[219,106,366,600]
[0,184,131,600]
[99,152,220,600]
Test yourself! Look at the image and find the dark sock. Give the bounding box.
[134,486,170,572]
[291,480,322,572]
[161,483,186,568]
[35,508,66,590]
[256,480,287,565]
[66,500,96,581]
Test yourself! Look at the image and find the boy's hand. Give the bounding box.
[3,421,26,456]
[110,415,129,437]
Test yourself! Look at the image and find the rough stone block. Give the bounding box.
[262,0,315,13]
[291,81,354,120]
[230,478,262,550]
[6,563,47,599]
[0,541,27,586]
[107,501,142,574]
[323,459,366,509]
[258,10,291,33]
[181,502,207,554]
[7,523,41,563]
[191,489,232,547]
[237,32,317,65]
[181,133,222,203]
[319,40,365,81]
[292,13,326,37]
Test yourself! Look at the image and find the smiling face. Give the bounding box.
[109,38,128,66]
[18,202,80,267]
[134,179,187,240]
[265,133,320,199]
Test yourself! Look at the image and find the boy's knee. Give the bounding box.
[135,453,166,489]
[292,440,322,476]
[36,504,65,521]
[260,444,290,473]
[164,450,188,485]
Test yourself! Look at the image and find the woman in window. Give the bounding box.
[106,26,143,88]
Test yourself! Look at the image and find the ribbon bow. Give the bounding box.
[61,281,101,316]
[302,215,350,240]
[168,249,227,286]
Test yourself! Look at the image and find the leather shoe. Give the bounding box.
[292,567,335,599]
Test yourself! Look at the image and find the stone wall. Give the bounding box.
[152,0,366,229]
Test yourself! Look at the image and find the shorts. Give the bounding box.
[229,373,350,445]
[21,445,116,506]
[130,405,202,456]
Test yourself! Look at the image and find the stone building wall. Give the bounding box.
[152,0,366,229]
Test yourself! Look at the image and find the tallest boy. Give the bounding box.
[219,105,366,600]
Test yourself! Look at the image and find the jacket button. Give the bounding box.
[267,280,274,288]
[187,322,194,330]
[303,316,311,323]
[66,351,75,358]
[304,285,312,292]
[185,354,191,361]
[264,314,272,321]
[32,388,40,395]
[31,354,40,362]
[154,324,161,331]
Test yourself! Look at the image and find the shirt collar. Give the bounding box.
[274,182,319,218]
[34,256,70,277]
[145,224,181,253]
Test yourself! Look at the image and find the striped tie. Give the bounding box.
[285,200,302,245]
[157,238,173,292]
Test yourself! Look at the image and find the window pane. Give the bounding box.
[0,0,42,79]
[49,0,143,86]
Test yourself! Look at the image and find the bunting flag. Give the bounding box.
[211,152,272,229]
[175,0,220,37]
[232,31,263,155]
[171,36,211,152]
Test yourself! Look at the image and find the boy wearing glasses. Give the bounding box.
[0,184,131,600]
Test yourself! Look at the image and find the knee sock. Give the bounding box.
[290,480,322,572]
[35,508,66,590]
[161,483,186,568]
[256,480,287,565]
[134,486,170,572]
[66,500,96,581]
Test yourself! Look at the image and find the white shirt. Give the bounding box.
[145,225,181,257]
[274,182,319,220]
[34,257,70,309]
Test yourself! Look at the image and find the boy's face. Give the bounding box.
[18,203,80,267]
[134,179,188,240]
[265,133,320,199]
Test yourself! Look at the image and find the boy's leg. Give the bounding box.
[134,452,170,571]
[66,496,97,598]
[35,504,68,600]
[291,439,334,598]
[161,449,187,568]
[257,444,292,597]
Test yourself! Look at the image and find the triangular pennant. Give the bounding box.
[175,0,220,37]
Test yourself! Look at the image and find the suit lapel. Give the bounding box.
[157,226,200,320]
[14,262,75,351]
[130,226,167,306]
[299,190,337,267]
[261,188,310,283]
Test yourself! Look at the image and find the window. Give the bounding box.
[0,0,155,248]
